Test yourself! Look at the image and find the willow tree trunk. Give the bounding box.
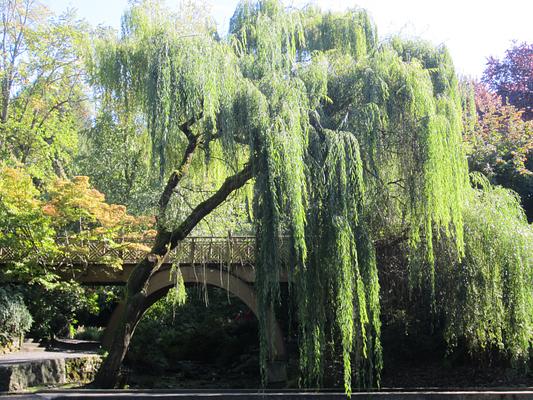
[94,232,171,388]
[93,291,145,388]
[93,164,253,388]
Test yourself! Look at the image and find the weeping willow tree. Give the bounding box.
[91,0,532,392]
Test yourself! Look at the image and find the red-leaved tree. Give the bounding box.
[482,42,533,120]
[462,81,533,221]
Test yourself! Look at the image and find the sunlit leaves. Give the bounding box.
[0,166,152,281]
[0,1,89,181]
[440,175,532,365]
[461,81,533,221]
[0,165,57,279]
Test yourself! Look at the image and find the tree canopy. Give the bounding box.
[0,0,89,181]
[461,80,533,221]
[88,0,532,393]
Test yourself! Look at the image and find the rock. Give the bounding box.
[0,337,23,355]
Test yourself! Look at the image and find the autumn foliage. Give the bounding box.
[467,83,533,175]
[43,176,152,233]
[0,165,154,282]
[462,72,533,221]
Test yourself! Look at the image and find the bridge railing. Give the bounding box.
[0,236,290,266]
[82,236,257,265]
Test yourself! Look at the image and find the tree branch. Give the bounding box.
[309,110,324,132]
[170,162,253,246]
[125,162,254,296]
[158,112,204,214]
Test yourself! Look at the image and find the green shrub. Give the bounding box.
[24,282,99,341]
[74,326,104,341]
[0,287,32,348]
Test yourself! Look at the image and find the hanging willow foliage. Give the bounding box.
[320,37,469,301]
[438,174,532,365]
[228,2,384,392]
[91,0,531,393]
[301,129,382,390]
[93,2,242,183]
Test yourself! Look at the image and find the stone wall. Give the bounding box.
[0,355,101,392]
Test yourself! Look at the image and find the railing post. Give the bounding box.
[119,235,124,262]
[226,230,232,265]
[190,237,196,264]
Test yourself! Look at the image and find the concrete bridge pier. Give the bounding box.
[102,265,287,385]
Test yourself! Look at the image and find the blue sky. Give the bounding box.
[43,0,532,78]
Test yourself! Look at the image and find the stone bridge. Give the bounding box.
[0,236,289,381]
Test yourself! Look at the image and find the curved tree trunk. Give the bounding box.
[93,292,144,388]
[93,164,253,388]
[94,233,170,388]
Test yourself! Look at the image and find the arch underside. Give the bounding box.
[102,265,286,362]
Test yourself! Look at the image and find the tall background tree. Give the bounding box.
[0,0,151,348]
[0,0,89,181]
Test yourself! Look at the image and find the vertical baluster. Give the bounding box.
[190,237,196,265]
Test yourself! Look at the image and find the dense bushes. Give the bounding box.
[23,282,99,341]
[0,287,32,350]
[74,326,104,341]
[0,283,119,343]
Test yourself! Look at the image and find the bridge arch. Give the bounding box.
[102,265,286,367]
